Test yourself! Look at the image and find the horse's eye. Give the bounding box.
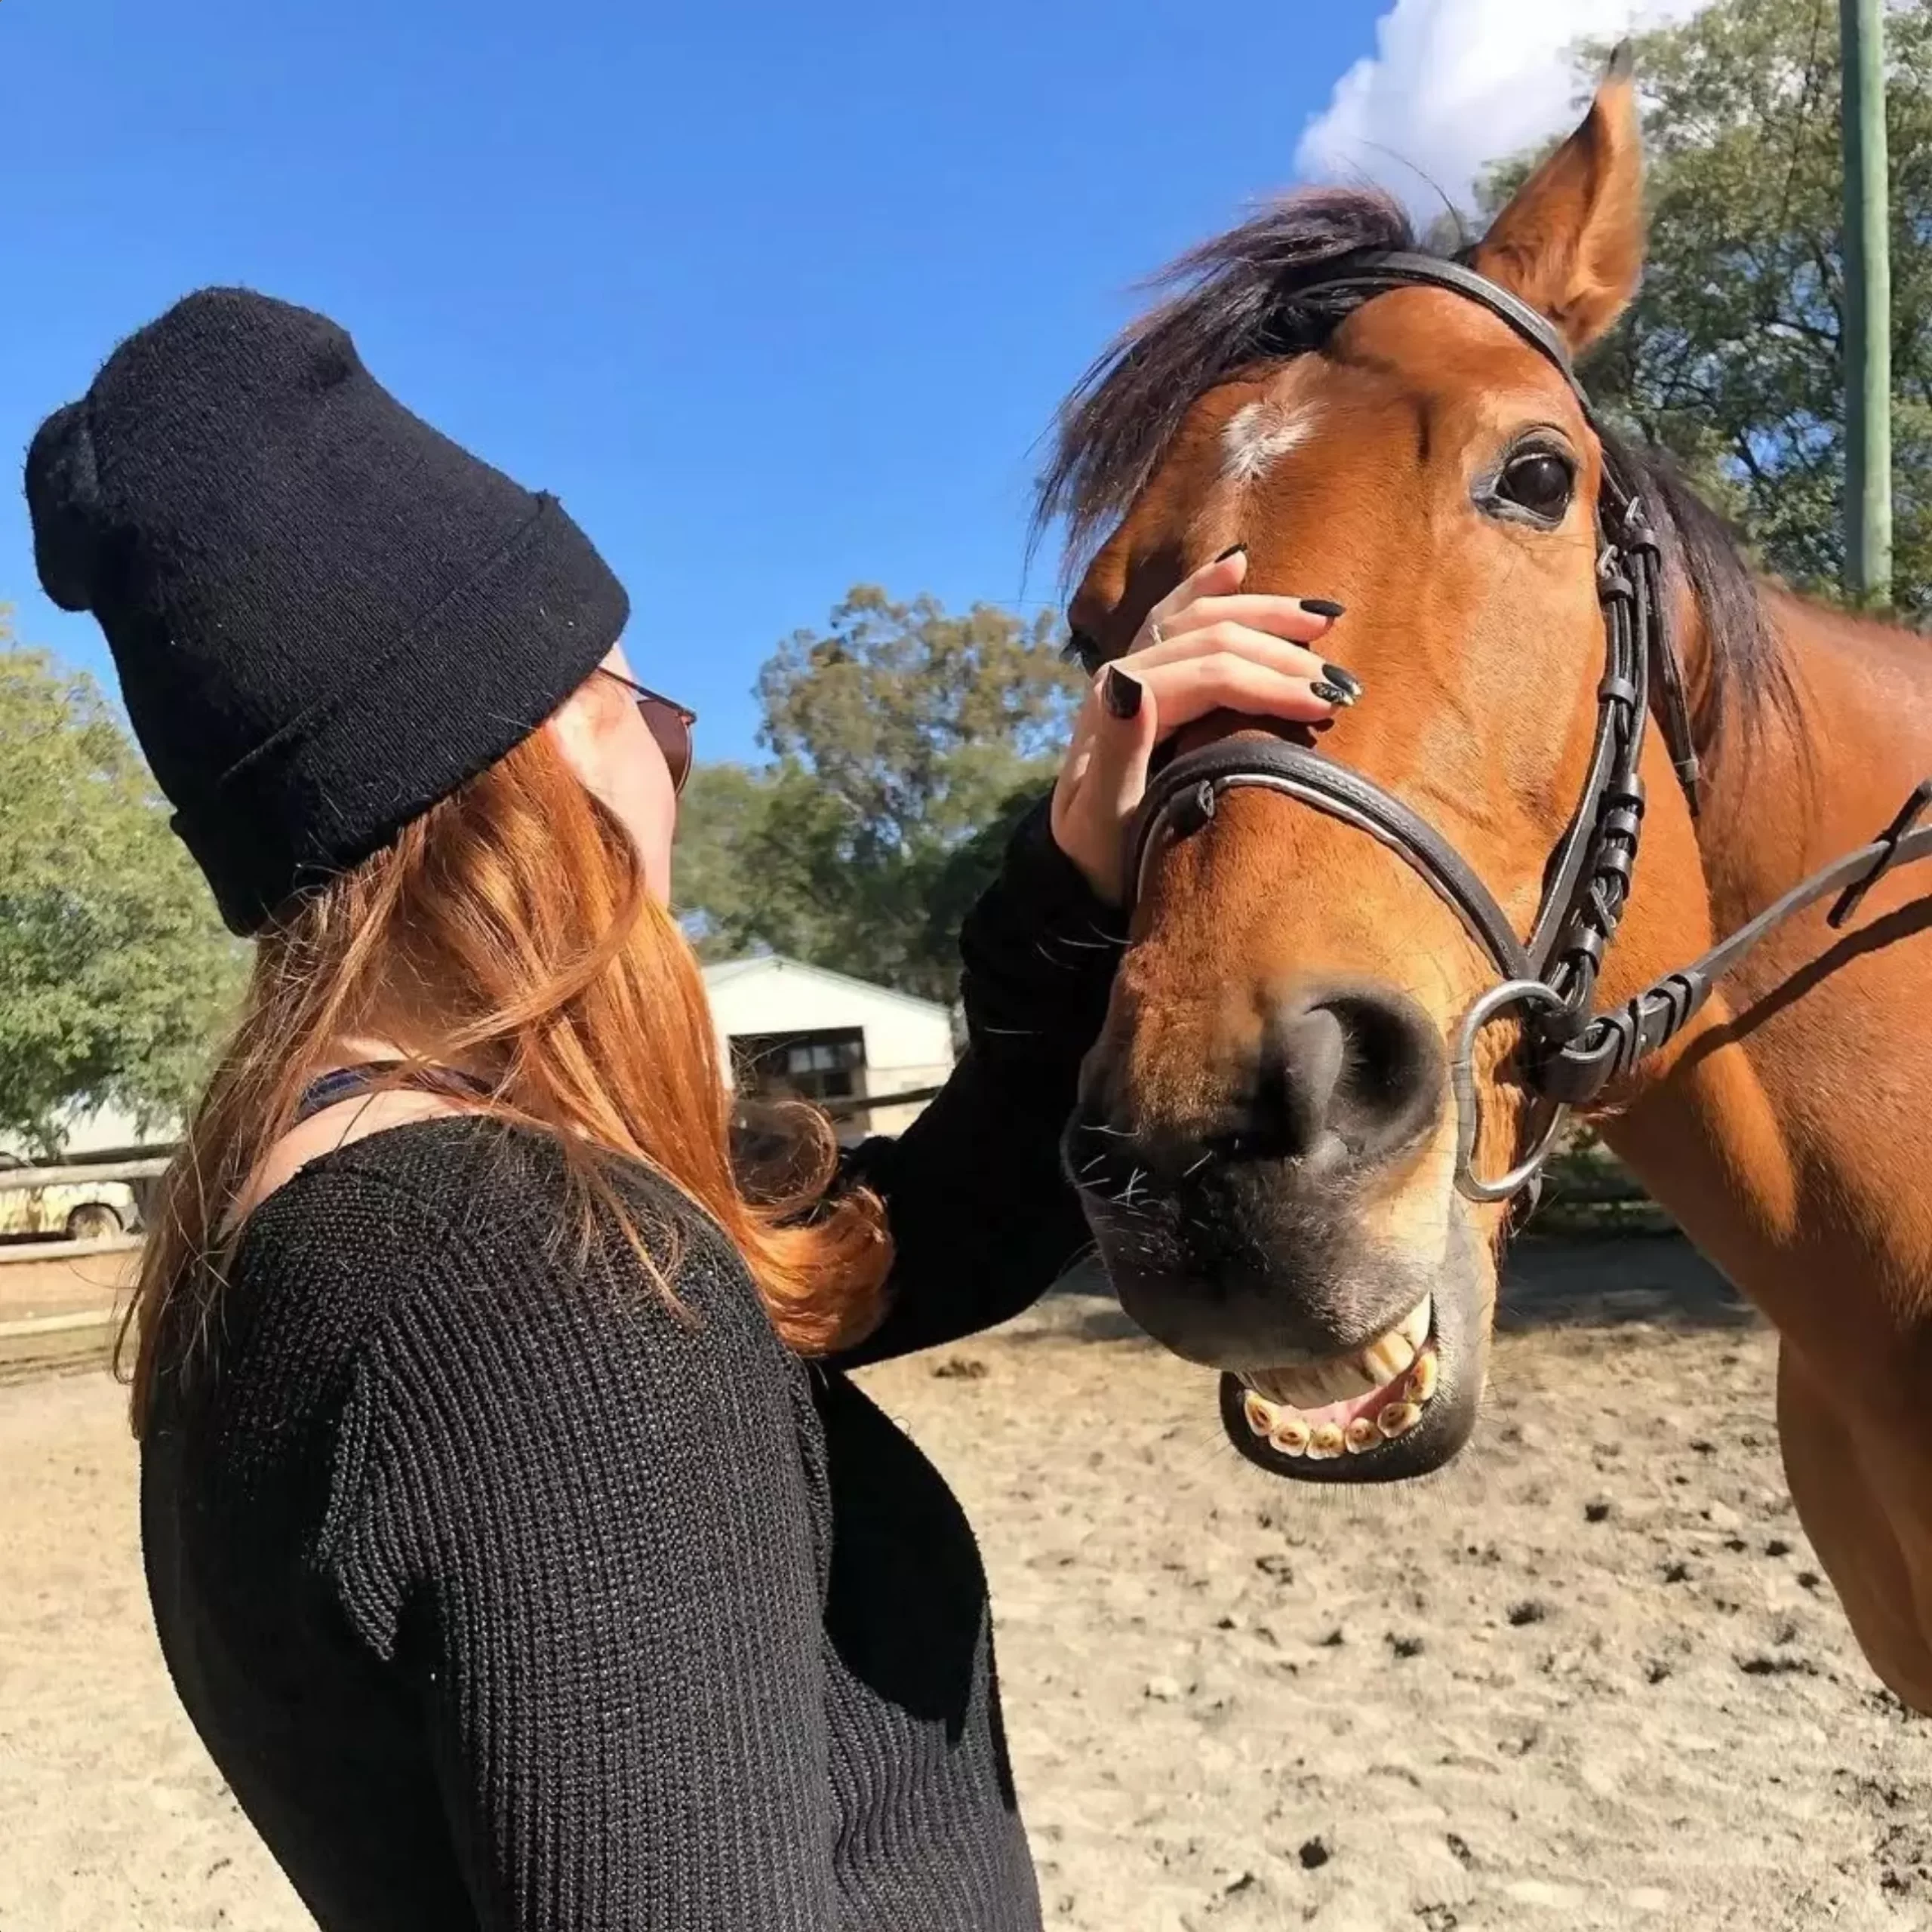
[1496,449,1576,521]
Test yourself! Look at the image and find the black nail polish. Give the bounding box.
[1321,663,1364,701]
[1310,680,1355,708]
[1103,666,1144,720]
[1299,597,1346,619]
[1214,543,1246,563]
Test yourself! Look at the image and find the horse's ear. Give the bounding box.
[1469,46,1644,355]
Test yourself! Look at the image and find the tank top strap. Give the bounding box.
[292,1062,493,1125]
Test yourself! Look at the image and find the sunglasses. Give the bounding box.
[598,669,697,795]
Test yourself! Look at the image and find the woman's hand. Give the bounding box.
[1050,549,1357,905]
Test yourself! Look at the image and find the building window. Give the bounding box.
[730,1027,867,1106]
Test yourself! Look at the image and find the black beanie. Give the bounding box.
[23,287,630,935]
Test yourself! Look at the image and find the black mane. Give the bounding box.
[1034,186,1786,752]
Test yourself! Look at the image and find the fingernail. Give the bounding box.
[1214,543,1246,563]
[1299,597,1346,619]
[1310,680,1354,709]
[1103,666,1144,720]
[1320,663,1364,702]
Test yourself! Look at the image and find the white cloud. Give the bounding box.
[1297,0,1715,217]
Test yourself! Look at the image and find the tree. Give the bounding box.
[674,588,1082,1001]
[1478,0,1932,616]
[0,626,246,1149]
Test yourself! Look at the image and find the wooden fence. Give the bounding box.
[0,1149,170,1265]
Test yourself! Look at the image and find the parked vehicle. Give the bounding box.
[0,1156,139,1241]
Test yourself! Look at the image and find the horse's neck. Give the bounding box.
[1603,590,1932,1378]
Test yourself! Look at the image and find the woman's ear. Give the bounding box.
[546,667,611,776]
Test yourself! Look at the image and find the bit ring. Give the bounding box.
[1451,978,1571,1204]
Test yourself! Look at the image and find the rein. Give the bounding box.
[1125,250,1932,1211]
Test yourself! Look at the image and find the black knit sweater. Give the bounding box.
[140,802,1124,1931]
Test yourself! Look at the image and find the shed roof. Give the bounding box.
[700,954,952,1019]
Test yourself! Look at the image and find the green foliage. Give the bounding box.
[1478,0,1932,616]
[0,626,245,1149]
[674,589,1081,1002]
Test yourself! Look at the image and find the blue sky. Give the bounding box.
[4,0,1447,763]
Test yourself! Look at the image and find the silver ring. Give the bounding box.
[1147,620,1163,648]
[1449,978,1571,1204]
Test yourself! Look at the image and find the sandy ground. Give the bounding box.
[0,1246,137,1323]
[5,1236,1930,1931]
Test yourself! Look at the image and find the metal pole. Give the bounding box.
[1841,0,1893,606]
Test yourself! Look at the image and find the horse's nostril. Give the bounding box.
[1066,977,1447,1199]
[1257,1005,1348,1161]
[1254,979,1446,1168]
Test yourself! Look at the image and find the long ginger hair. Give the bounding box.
[125,724,892,1435]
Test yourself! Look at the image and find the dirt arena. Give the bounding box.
[5,1237,1930,1931]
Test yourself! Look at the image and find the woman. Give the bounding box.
[25,288,1352,1930]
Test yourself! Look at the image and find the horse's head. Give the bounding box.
[1055,66,1724,1481]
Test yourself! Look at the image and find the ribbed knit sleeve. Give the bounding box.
[833,797,1126,1371]
[314,1166,839,1930]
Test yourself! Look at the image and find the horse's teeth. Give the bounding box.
[1246,1297,1432,1410]
[1378,1401,1423,1440]
[1266,1356,1385,1404]
[1407,1349,1440,1404]
[1270,1414,1312,1455]
[1241,1327,1439,1464]
[1360,1330,1420,1384]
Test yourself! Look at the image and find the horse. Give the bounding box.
[1044,57,1932,1714]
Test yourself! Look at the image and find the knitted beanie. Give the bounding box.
[23,288,629,934]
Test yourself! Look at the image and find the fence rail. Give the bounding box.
[4,1141,167,1170]
[0,1233,144,1267]
[0,1156,173,1194]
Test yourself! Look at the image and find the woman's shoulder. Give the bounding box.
[242,1111,711,1251]
[223,1115,783,1392]
[150,1118,827,1666]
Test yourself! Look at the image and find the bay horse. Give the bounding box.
[1048,60,1932,1712]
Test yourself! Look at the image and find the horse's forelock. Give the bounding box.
[1032,187,1416,580]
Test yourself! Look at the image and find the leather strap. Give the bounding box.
[1315,252,1589,411]
[293,1061,491,1124]
[1523,524,1651,984]
[1131,738,1533,982]
[1540,781,1932,1103]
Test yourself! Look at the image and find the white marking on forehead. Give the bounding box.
[1220,398,1321,482]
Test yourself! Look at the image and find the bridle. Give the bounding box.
[1124,250,1932,1214]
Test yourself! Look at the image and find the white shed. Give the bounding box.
[702,956,955,1138]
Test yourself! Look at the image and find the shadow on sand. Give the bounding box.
[1497,1232,1755,1334]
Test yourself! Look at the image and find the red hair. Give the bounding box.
[126,726,891,1435]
